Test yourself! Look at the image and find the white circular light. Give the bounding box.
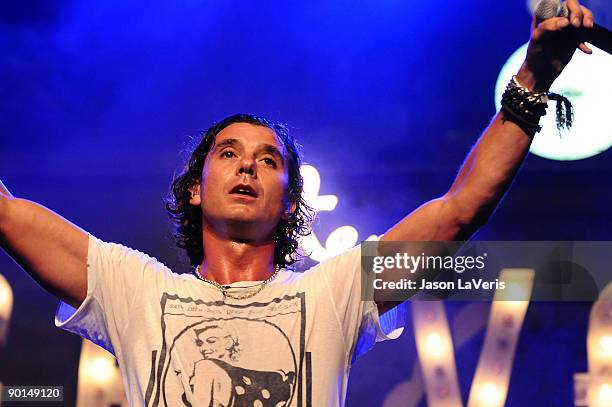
[495,43,612,161]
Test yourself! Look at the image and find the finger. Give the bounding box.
[535,16,570,37]
[565,0,584,28]
[579,42,593,54]
[581,6,594,29]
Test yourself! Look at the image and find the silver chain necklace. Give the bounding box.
[192,264,281,301]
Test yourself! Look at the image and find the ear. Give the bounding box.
[189,183,201,206]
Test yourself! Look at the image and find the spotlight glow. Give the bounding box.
[478,383,503,406]
[425,333,444,357]
[500,281,530,303]
[299,165,377,262]
[597,383,612,406]
[90,357,115,384]
[301,164,338,212]
[0,274,13,317]
[600,335,612,355]
[496,43,612,161]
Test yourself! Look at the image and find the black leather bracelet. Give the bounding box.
[501,75,573,134]
[501,76,549,133]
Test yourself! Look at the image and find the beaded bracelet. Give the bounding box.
[501,75,573,134]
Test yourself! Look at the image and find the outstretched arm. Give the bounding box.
[377,1,594,314]
[383,1,594,242]
[381,110,532,243]
[0,179,89,308]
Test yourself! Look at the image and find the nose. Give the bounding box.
[237,156,257,178]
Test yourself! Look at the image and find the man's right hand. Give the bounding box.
[0,180,89,308]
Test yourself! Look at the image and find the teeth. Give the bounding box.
[235,188,253,196]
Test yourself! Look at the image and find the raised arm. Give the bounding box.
[0,179,88,308]
[383,1,593,243]
[377,1,594,314]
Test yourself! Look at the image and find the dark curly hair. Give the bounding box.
[166,113,315,270]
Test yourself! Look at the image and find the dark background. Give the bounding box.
[1,1,611,405]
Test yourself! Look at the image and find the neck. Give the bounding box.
[200,222,277,284]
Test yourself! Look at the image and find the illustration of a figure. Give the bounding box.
[188,324,296,406]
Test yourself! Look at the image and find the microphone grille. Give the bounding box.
[534,0,568,21]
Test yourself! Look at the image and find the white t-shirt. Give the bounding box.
[56,234,407,406]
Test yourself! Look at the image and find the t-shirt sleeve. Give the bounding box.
[54,233,156,355]
[317,235,408,364]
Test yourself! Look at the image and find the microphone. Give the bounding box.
[534,0,612,55]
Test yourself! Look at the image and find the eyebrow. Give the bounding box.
[213,138,238,151]
[260,144,284,163]
[213,138,285,165]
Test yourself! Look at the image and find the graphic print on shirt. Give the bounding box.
[145,292,310,407]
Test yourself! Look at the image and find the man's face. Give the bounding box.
[190,122,292,240]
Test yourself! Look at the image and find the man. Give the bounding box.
[0,2,596,405]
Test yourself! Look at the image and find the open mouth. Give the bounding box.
[229,184,258,198]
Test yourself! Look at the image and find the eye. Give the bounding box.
[221,150,235,158]
[262,157,277,168]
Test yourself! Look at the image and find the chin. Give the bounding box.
[225,218,276,242]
